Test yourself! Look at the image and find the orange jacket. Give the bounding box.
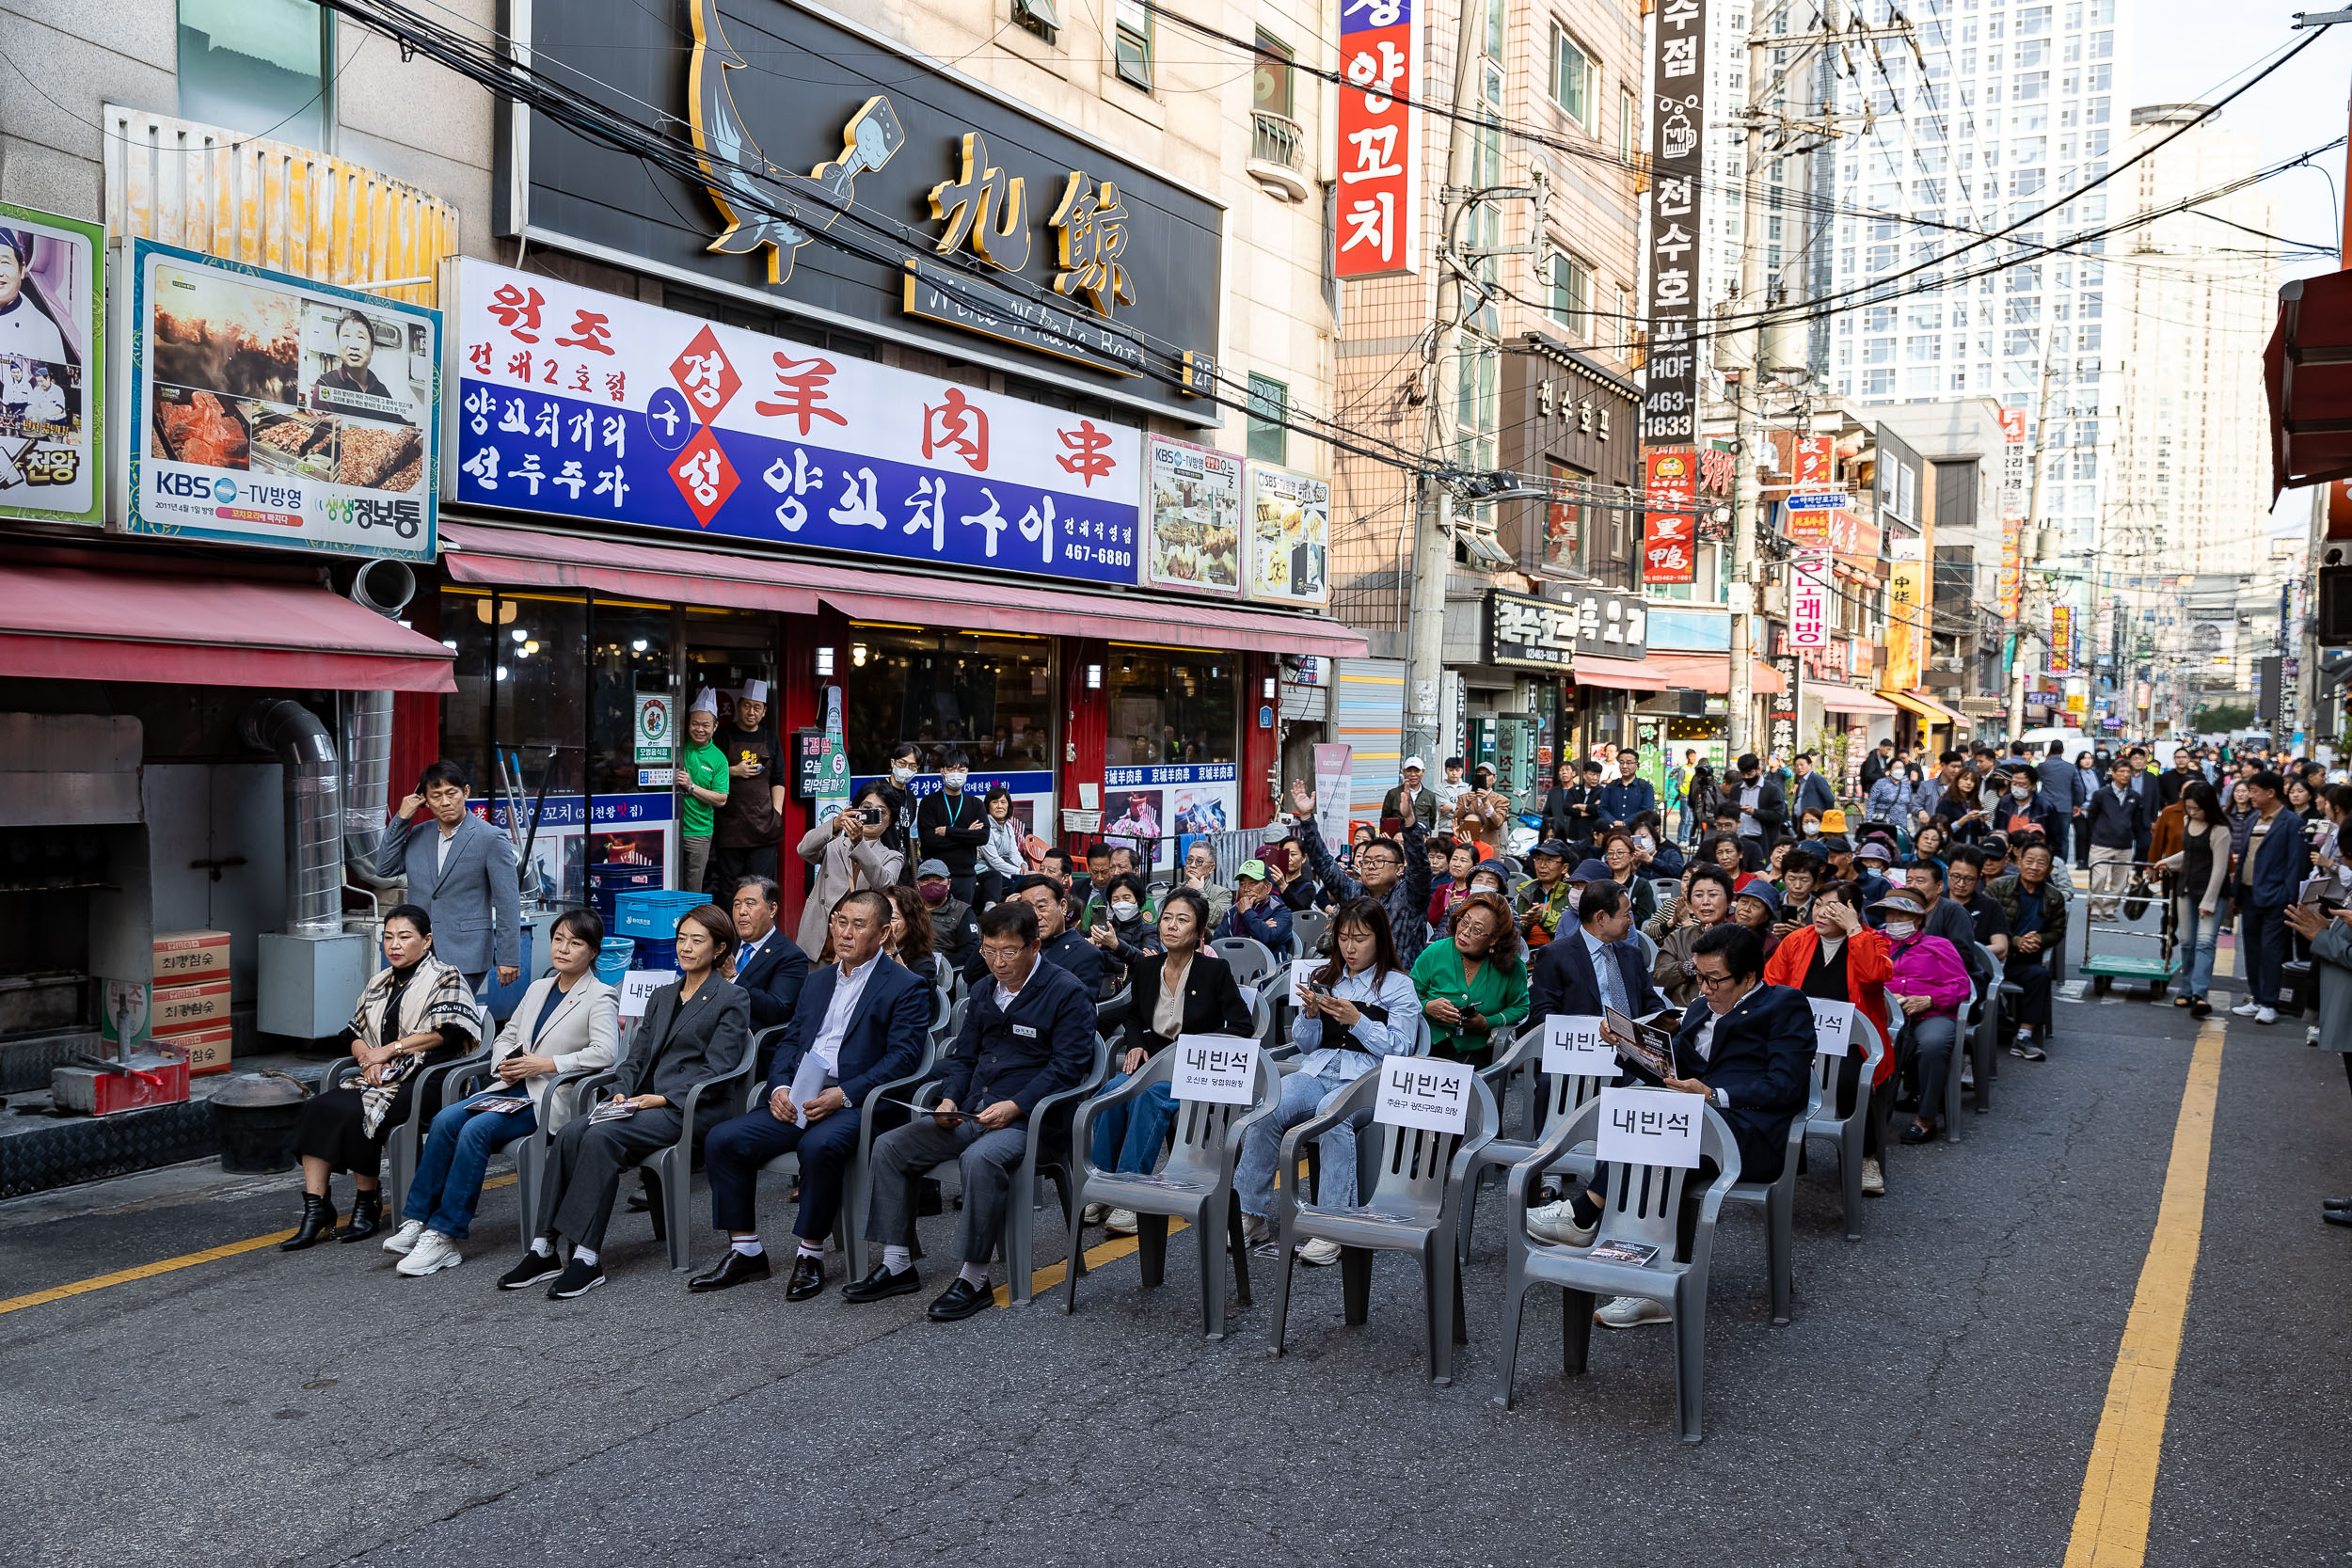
[1764,924,1896,1085]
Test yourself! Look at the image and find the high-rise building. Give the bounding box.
[1824,0,2132,572]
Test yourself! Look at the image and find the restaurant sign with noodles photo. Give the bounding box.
[120,238,440,561]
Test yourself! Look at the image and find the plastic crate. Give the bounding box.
[589,863,662,927]
[614,889,709,939]
[631,938,679,974]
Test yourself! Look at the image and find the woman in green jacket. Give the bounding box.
[1409,890,1531,1067]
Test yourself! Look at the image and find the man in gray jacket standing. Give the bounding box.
[378,760,521,994]
[2035,738,2088,863]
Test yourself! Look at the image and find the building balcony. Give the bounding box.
[1248,111,1312,202]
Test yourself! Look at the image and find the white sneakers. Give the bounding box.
[1860,1158,1886,1196]
[1596,1295,1671,1329]
[2232,999,2261,1018]
[1296,1238,1343,1266]
[1526,1199,1599,1247]
[1081,1203,1107,1227]
[380,1219,425,1255]
[1104,1209,1138,1235]
[396,1231,462,1276]
[2255,1006,2278,1025]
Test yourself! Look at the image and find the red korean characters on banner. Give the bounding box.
[1334,0,1421,279]
[1788,548,1831,649]
[1793,434,1834,487]
[1642,447,1697,584]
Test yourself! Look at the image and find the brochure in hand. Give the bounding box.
[588,1101,638,1123]
[1602,1006,1679,1083]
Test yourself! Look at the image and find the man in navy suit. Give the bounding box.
[727,876,811,1039]
[1528,879,1668,1022]
[2233,769,2310,1024]
[1529,923,1814,1329]
[691,890,928,1299]
[847,901,1096,1322]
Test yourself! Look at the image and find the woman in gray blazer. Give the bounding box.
[384,909,622,1276]
[501,905,751,1298]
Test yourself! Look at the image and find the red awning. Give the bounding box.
[0,564,456,691]
[439,519,1371,657]
[2265,270,2352,499]
[1809,681,1899,715]
[1570,652,1784,694]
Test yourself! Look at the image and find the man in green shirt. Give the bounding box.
[675,690,730,897]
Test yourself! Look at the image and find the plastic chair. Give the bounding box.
[1490,1097,1741,1444]
[326,1002,490,1219]
[1800,1009,1886,1242]
[755,1034,939,1266]
[1939,947,1993,1144]
[1457,1026,1609,1262]
[1211,936,1277,990]
[909,1034,1110,1306]
[571,1029,759,1272]
[437,1050,610,1246]
[1291,907,1329,958]
[1719,1100,1803,1326]
[1066,1049,1279,1338]
[1268,1069,1497,1384]
[935,993,970,1053]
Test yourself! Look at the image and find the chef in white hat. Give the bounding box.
[675,689,729,896]
[710,676,787,895]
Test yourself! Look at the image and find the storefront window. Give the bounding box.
[493,594,589,800]
[438,588,498,795]
[589,600,676,800]
[838,627,1054,774]
[1104,648,1237,767]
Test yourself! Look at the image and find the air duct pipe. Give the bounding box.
[242,699,343,936]
[340,559,417,886]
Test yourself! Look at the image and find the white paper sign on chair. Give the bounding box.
[617,970,669,1020]
[1807,999,1857,1056]
[1375,1053,1473,1133]
[1172,1035,1258,1105]
[1595,1085,1703,1169]
[1288,958,1323,1004]
[1541,1013,1616,1077]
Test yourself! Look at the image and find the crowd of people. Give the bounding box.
[277,722,2352,1323]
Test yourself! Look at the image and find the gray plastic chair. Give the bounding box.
[1800,1008,1885,1242]
[1719,1098,1804,1326]
[1458,1025,1609,1263]
[1291,906,1329,958]
[1211,936,1277,990]
[755,1034,939,1266]
[439,1052,612,1247]
[1066,1048,1279,1338]
[1268,1068,1497,1384]
[325,1002,489,1219]
[570,1028,759,1272]
[1936,948,1990,1144]
[1489,1097,1742,1444]
[935,993,969,1053]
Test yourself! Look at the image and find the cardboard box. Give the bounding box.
[155,1023,232,1076]
[153,930,230,980]
[151,978,231,1034]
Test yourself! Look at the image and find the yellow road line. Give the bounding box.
[0,1173,518,1319]
[2062,1019,2224,1567]
[995,1218,1190,1307]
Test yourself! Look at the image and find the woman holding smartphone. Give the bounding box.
[793,784,904,957]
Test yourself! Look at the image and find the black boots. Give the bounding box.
[335,1188,383,1243]
[280,1193,339,1251]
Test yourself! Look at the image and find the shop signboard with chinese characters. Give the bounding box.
[123,239,438,559]
[1102,763,1238,874]
[1243,461,1330,607]
[447,259,1140,586]
[2048,605,2074,673]
[1695,441,1735,541]
[1332,0,1421,279]
[1883,531,1927,692]
[0,201,103,525]
[1768,654,1800,760]
[1998,517,2022,617]
[1639,0,1707,440]
[1788,548,1831,650]
[1144,436,1242,596]
[1642,447,1696,584]
[510,0,1221,423]
[1484,588,1648,670]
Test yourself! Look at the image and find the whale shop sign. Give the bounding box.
[505,0,1225,424]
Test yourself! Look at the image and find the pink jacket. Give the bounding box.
[1885,932,1971,1019]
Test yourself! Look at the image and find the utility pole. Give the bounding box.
[2005,352,2058,735]
[1401,0,1491,771]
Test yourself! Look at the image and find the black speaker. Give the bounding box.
[2318,562,2352,646]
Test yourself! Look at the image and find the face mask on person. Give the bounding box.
[1109,899,1139,922]
[942,770,967,790]
[2012,784,2033,800]
[891,764,916,784]
[1883,919,1916,939]
[1803,821,1820,835]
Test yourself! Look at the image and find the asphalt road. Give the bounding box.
[3,891,2348,1567]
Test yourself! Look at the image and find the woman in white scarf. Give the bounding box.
[281,905,481,1250]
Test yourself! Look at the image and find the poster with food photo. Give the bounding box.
[125,238,437,561]
[1243,461,1330,608]
[0,202,103,525]
[1144,435,1242,596]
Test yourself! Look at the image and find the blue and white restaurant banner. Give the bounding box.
[444,258,1142,585]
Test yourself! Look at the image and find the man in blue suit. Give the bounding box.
[1528,880,1668,1022]
[727,876,811,1038]
[691,889,929,1299]
[1528,923,1815,1330]
[2233,769,2310,1025]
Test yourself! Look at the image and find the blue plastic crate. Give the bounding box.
[631,938,679,974]
[614,889,711,939]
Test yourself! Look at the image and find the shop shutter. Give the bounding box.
[1334,657,1406,822]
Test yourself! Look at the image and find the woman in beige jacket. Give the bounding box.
[794,784,905,956]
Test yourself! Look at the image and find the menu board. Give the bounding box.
[1144,435,1242,596]
[1244,460,1330,608]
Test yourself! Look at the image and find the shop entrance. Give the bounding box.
[676,608,780,898]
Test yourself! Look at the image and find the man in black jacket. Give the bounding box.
[2082,755,2148,920]
[1859,737,1896,795]
[914,860,982,982]
[1541,759,1606,853]
[848,901,1096,1320]
[1732,752,1788,852]
[1012,874,1107,993]
[914,751,991,906]
[725,876,812,1066]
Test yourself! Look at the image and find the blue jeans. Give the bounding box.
[403,1088,536,1240]
[1234,1069,1372,1217]
[2176,895,2218,1000]
[1089,1072,1178,1173]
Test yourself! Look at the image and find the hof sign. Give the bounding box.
[1172,1035,1259,1105]
[1375,1054,1473,1133]
[1595,1085,1702,1169]
[1639,0,1708,441]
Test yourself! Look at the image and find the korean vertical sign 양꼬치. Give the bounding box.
[1640,0,1707,442]
[1333,0,1421,279]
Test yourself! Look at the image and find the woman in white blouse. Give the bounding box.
[1232,895,1424,1266]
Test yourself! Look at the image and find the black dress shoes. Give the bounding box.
[928,1276,993,1322]
[2326,1207,2352,1228]
[687,1249,771,1292]
[2324,1196,2352,1211]
[841,1263,921,1303]
[786,1254,826,1301]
